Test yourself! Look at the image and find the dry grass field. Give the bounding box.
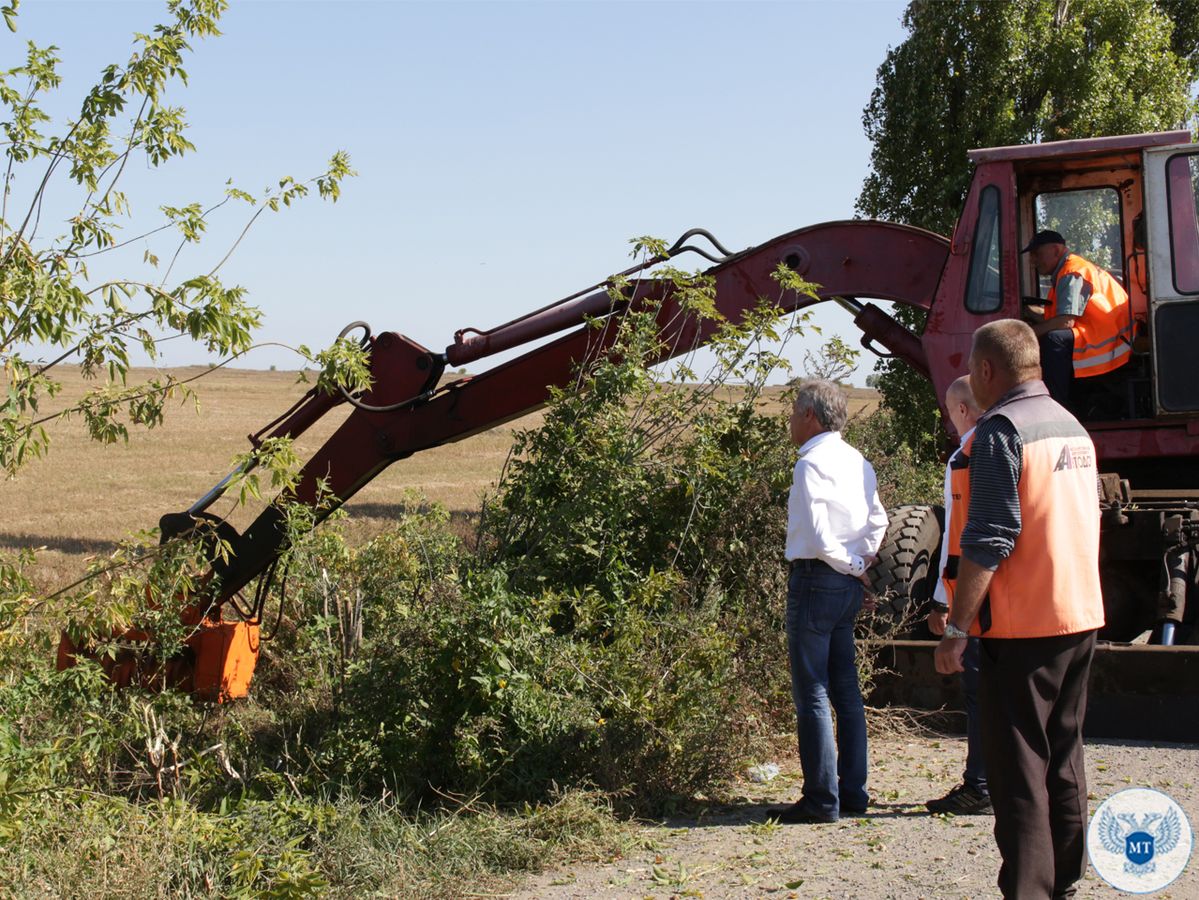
[1,366,877,595]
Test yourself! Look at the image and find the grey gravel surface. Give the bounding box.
[510,734,1199,900]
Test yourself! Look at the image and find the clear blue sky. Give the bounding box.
[10,0,911,383]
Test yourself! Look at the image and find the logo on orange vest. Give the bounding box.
[1054,444,1094,472]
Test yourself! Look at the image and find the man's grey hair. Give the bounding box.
[972,319,1040,380]
[794,379,849,432]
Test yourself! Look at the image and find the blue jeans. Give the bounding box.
[962,636,988,795]
[785,564,869,818]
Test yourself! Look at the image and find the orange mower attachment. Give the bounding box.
[57,609,261,703]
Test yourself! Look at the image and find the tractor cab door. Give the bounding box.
[1143,143,1199,415]
[1015,153,1148,421]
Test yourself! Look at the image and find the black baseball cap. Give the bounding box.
[1020,229,1066,253]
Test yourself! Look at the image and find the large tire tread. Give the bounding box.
[869,504,943,628]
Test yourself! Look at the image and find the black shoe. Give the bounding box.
[770,801,838,824]
[925,783,992,815]
[841,802,869,816]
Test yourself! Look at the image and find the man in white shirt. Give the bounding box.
[924,376,992,816]
[772,380,888,824]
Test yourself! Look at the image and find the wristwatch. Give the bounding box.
[943,622,970,640]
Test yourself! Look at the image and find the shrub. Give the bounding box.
[845,405,943,507]
[464,269,811,797]
[288,553,750,808]
[248,265,812,807]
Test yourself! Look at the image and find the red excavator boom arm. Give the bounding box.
[212,221,946,601]
[61,221,949,699]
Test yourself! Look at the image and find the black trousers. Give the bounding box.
[1039,329,1075,408]
[979,630,1097,900]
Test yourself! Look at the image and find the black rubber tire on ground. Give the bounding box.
[867,504,943,636]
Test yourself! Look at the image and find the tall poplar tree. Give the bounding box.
[857,0,1199,457]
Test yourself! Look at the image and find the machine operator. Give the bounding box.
[1022,229,1133,408]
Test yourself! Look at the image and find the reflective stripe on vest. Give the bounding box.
[1047,253,1133,378]
[966,389,1105,639]
[940,438,971,611]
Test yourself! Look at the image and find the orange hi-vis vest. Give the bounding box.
[1047,253,1133,378]
[961,384,1105,639]
[939,436,972,611]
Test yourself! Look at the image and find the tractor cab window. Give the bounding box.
[965,185,1003,313]
[1033,188,1124,296]
[1165,153,1199,294]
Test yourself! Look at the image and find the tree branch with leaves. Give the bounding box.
[0,0,358,477]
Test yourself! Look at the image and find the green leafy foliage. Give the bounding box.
[300,553,752,806]
[0,509,627,896]
[0,1,357,478]
[0,545,33,631]
[859,0,1198,236]
[870,318,943,463]
[264,254,848,809]
[0,7,374,845]
[801,335,861,384]
[844,405,943,508]
[481,266,803,611]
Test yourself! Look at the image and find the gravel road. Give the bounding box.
[511,733,1198,900]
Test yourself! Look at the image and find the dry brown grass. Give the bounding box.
[1,367,876,593]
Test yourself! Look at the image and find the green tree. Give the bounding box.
[0,0,356,477]
[857,0,1199,457]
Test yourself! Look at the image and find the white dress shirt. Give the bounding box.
[932,426,975,607]
[786,430,889,576]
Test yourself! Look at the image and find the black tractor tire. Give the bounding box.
[867,504,943,636]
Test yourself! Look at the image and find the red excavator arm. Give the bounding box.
[60,221,950,700]
[207,221,946,600]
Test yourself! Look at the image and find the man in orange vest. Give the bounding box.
[935,319,1104,899]
[1023,229,1133,407]
[924,376,990,816]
